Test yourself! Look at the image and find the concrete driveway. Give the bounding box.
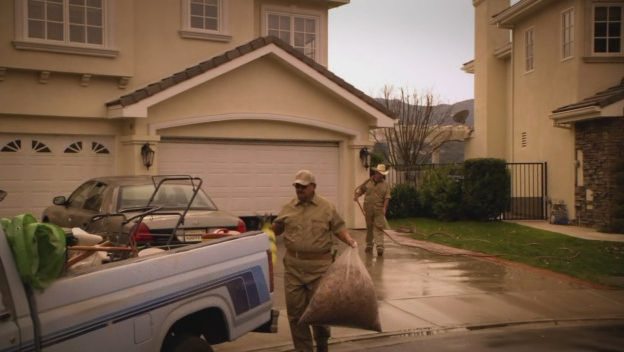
[214,229,624,352]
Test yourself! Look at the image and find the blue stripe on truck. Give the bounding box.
[10,266,269,351]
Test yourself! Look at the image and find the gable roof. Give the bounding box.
[106,36,395,120]
[550,78,624,125]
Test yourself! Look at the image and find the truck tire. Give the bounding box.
[163,334,213,352]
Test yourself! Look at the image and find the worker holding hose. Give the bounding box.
[354,164,391,257]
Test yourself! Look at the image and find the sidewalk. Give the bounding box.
[506,220,624,242]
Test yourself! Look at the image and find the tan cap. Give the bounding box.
[293,169,316,186]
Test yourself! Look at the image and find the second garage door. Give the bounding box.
[158,139,340,218]
[0,134,115,218]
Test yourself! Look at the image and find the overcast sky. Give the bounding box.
[328,0,475,104]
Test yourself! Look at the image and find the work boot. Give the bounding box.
[316,339,329,352]
[365,247,373,254]
[316,344,329,352]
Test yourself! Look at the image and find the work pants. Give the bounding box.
[364,207,386,252]
[283,254,332,352]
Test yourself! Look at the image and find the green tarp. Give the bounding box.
[1,214,66,290]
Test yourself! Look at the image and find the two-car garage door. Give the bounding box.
[0,134,115,218]
[158,139,339,218]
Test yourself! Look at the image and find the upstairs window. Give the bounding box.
[593,5,622,54]
[180,0,230,42]
[524,28,535,72]
[562,8,574,59]
[265,11,319,61]
[26,0,103,45]
[190,0,219,31]
[14,0,117,57]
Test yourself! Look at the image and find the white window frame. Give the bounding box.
[179,0,231,42]
[13,0,118,57]
[591,3,623,56]
[561,7,574,60]
[524,27,535,72]
[262,5,322,63]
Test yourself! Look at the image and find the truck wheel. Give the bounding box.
[163,334,213,352]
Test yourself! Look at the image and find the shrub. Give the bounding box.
[419,166,463,221]
[462,158,510,220]
[387,184,419,219]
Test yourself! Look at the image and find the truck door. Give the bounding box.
[0,272,21,350]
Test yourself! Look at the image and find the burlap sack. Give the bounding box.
[299,247,381,332]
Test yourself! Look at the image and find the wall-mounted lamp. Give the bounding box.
[141,143,155,169]
[359,147,370,169]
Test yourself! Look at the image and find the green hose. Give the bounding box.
[1,214,66,290]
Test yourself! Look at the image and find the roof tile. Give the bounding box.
[553,78,624,113]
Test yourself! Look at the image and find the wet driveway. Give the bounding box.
[215,230,624,351]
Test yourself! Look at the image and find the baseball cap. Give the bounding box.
[293,169,316,186]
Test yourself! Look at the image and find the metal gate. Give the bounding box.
[503,162,547,220]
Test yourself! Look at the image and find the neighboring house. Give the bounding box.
[465,0,624,229]
[0,0,395,228]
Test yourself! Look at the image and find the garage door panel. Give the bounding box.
[0,135,114,218]
[159,141,339,216]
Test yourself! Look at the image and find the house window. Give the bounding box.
[190,0,218,31]
[14,0,117,57]
[593,5,622,54]
[524,28,534,71]
[265,11,319,60]
[562,8,574,59]
[179,0,231,42]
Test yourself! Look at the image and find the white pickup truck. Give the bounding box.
[0,224,278,352]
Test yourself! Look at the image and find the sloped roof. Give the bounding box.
[552,78,624,114]
[106,36,395,119]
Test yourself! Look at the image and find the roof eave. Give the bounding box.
[491,0,553,29]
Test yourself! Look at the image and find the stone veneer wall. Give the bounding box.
[575,118,624,230]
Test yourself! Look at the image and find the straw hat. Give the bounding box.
[372,164,389,175]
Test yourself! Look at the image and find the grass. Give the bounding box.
[388,218,624,288]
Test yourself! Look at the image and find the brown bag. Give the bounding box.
[299,247,382,332]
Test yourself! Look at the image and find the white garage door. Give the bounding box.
[159,140,339,217]
[0,134,115,219]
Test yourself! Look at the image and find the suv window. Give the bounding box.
[83,182,107,211]
[118,184,217,211]
[67,181,96,209]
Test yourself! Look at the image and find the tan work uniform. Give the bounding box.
[274,194,346,352]
[360,179,391,253]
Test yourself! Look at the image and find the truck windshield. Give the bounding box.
[118,184,218,211]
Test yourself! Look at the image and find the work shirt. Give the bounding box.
[274,194,346,253]
[361,179,391,212]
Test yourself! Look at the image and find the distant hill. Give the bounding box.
[373,98,474,164]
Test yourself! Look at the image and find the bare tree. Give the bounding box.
[376,86,455,168]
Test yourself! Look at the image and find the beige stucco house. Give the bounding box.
[0,0,395,228]
[465,0,624,229]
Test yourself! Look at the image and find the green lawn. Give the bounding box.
[388,218,624,288]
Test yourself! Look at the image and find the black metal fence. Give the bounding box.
[387,162,547,220]
[504,162,547,220]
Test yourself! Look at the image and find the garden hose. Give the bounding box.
[353,184,497,258]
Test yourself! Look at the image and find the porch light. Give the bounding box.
[141,143,155,169]
[359,147,370,169]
